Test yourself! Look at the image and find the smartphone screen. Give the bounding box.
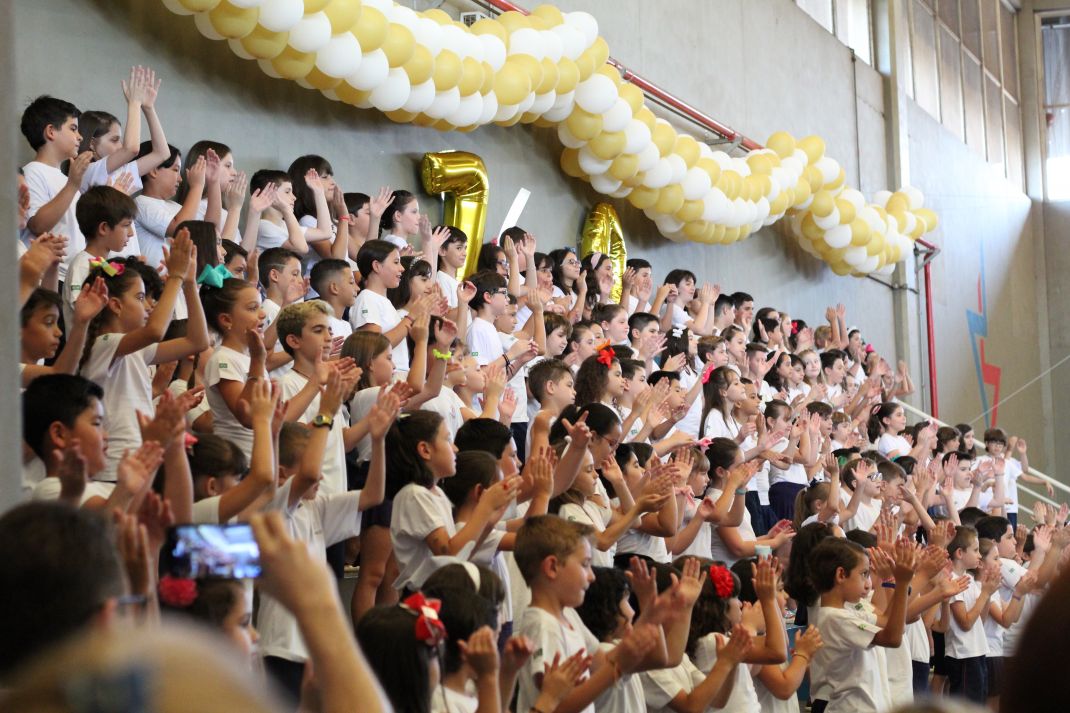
[162,524,261,579]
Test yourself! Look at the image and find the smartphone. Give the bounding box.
[162,524,261,579]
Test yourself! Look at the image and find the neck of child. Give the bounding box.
[84,240,110,259]
[856,487,872,505]
[442,667,470,694]
[221,332,250,353]
[475,309,494,323]
[291,353,318,379]
[265,286,287,306]
[951,560,969,576]
[529,587,567,620]
[35,145,68,168]
[820,589,848,609]
[322,295,346,317]
[263,207,283,225]
[141,183,169,200]
[365,277,387,296]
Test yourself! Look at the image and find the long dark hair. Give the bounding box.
[380,190,417,236]
[700,366,735,433]
[288,154,334,221]
[867,402,902,442]
[356,604,436,713]
[175,140,231,204]
[77,257,149,372]
[384,410,445,496]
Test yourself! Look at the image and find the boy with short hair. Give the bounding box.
[20,283,106,389]
[622,258,653,314]
[527,358,576,455]
[258,247,305,376]
[20,95,91,282]
[514,515,666,713]
[978,428,1050,528]
[712,294,736,334]
[730,291,754,329]
[309,258,358,340]
[259,374,394,700]
[467,270,534,377]
[63,185,137,323]
[249,169,309,255]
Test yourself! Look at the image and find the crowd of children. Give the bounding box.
[5,69,1070,713]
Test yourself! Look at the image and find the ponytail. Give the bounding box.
[867,402,900,442]
[384,410,443,496]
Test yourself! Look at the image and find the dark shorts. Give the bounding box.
[361,498,394,529]
[263,655,303,705]
[986,655,1006,697]
[931,631,948,675]
[769,481,805,523]
[912,659,931,693]
[946,654,988,702]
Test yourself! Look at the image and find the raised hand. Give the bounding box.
[107,170,136,195]
[136,490,174,556]
[716,624,753,664]
[794,626,823,659]
[116,441,166,497]
[122,65,160,107]
[368,186,392,220]
[67,151,94,187]
[614,623,659,674]
[626,556,659,613]
[458,626,500,678]
[540,652,590,708]
[73,276,109,324]
[54,438,88,502]
[368,388,402,440]
[113,510,152,596]
[498,387,518,425]
[225,171,248,210]
[751,555,778,602]
[891,537,919,584]
[166,227,194,281]
[304,168,324,194]
[560,410,591,449]
[249,183,278,213]
[204,148,221,185]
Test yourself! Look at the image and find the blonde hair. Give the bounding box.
[276,300,332,356]
[515,515,593,586]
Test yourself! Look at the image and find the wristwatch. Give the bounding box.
[312,413,334,429]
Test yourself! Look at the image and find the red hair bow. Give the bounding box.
[401,593,447,647]
[701,361,717,384]
[709,564,735,599]
[790,320,800,336]
[158,575,198,607]
[596,345,616,367]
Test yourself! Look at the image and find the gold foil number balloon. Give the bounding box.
[581,202,627,301]
[421,151,489,280]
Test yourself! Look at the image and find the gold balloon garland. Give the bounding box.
[160,0,939,277]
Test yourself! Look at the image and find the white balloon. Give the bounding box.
[702,190,729,223]
[623,120,652,154]
[258,58,283,78]
[877,263,896,276]
[860,256,880,272]
[258,0,304,32]
[552,23,586,60]
[814,157,839,185]
[541,30,564,62]
[578,147,612,176]
[194,12,225,41]
[590,173,622,194]
[814,208,841,230]
[843,246,867,267]
[289,12,332,52]
[479,34,507,71]
[642,159,673,189]
[462,33,484,63]
[779,155,803,179]
[885,214,899,234]
[710,151,731,169]
[345,49,388,90]
[636,142,660,172]
[493,102,519,123]
[903,186,924,210]
[601,99,632,133]
[441,24,468,58]
[665,154,687,185]
[873,190,892,208]
[412,18,443,57]
[228,38,256,60]
[369,68,411,112]
[609,185,633,199]
[316,33,362,77]
[478,92,499,125]
[529,91,556,116]
[543,91,575,122]
[161,0,193,15]
[508,28,543,58]
[295,77,314,89]
[792,148,810,167]
[825,224,852,248]
[574,74,617,115]
[755,197,771,223]
[557,123,586,149]
[448,92,483,127]
[732,158,751,177]
[425,87,461,119]
[402,79,436,113]
[902,212,917,234]
[565,11,599,46]
[229,0,265,7]
[681,167,712,201]
[654,215,684,235]
[361,0,391,10]
[516,92,536,114]
[386,4,418,30]
[840,188,865,211]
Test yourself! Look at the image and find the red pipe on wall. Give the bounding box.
[475,0,940,415]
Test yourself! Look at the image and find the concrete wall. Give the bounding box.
[1044,200,1070,473]
[7,0,1056,495]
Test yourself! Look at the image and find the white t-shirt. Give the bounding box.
[675,367,703,438]
[134,195,180,270]
[976,454,1024,513]
[257,219,290,251]
[261,299,292,380]
[194,199,228,226]
[593,640,645,713]
[204,346,254,457]
[639,655,705,713]
[768,438,809,487]
[877,433,911,459]
[258,478,363,662]
[466,317,505,366]
[350,290,408,373]
[327,315,352,341]
[702,408,739,440]
[347,386,382,463]
[381,233,409,250]
[615,521,670,564]
[709,487,755,567]
[430,685,477,713]
[22,161,84,282]
[436,269,460,309]
[809,604,889,713]
[191,495,224,524]
[391,483,462,592]
[421,385,468,441]
[81,157,143,195]
[61,250,93,326]
[945,574,990,659]
[516,606,599,713]
[694,632,759,713]
[559,501,614,567]
[842,496,881,534]
[677,495,713,560]
[500,332,529,423]
[280,370,347,497]
[32,478,115,506]
[986,556,1027,657]
[81,334,158,481]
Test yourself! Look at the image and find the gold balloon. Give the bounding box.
[565,107,603,141]
[498,10,531,33]
[608,153,640,181]
[353,7,387,51]
[556,58,580,94]
[588,130,626,160]
[305,67,341,90]
[596,64,622,86]
[651,122,676,157]
[421,151,489,280]
[560,148,585,178]
[835,198,856,224]
[634,107,656,131]
[208,1,257,38]
[178,0,220,10]
[696,157,721,185]
[581,203,627,301]
[676,199,704,223]
[767,131,796,159]
[432,49,462,90]
[588,37,610,68]
[915,208,939,232]
[271,46,316,79]
[803,165,824,191]
[510,55,543,93]
[422,8,452,25]
[655,184,684,215]
[674,135,700,167]
[469,18,507,42]
[849,218,871,245]
[458,57,484,96]
[240,25,288,59]
[537,58,559,95]
[792,178,812,206]
[303,0,329,13]
[480,62,495,95]
[494,60,532,105]
[403,45,433,85]
[885,192,909,215]
[335,83,371,105]
[574,51,595,81]
[810,191,834,218]
[619,82,644,114]
[381,23,415,67]
[323,0,361,34]
[531,4,565,26]
[798,135,826,163]
[628,185,659,210]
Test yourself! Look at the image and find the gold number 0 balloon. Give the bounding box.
[581,202,628,301]
[420,151,489,280]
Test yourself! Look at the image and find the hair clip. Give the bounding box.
[401,592,446,648]
[88,256,124,278]
[670,327,684,338]
[596,344,616,367]
[709,564,735,598]
[197,264,233,289]
[158,575,198,607]
[184,432,199,454]
[588,250,603,265]
[790,320,800,336]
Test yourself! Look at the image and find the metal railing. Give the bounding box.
[899,401,1067,517]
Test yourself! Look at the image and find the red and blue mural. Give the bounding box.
[965,243,1002,428]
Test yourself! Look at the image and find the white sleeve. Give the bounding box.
[350,293,388,330]
[205,353,247,388]
[22,166,56,227]
[640,664,692,708]
[136,196,180,236]
[822,608,881,650]
[80,158,110,192]
[467,324,502,366]
[393,486,448,541]
[318,491,364,544]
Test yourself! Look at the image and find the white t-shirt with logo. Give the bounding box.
[22,161,84,282]
[350,290,408,373]
[204,346,254,457]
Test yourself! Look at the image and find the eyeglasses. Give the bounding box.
[492,288,509,296]
[496,259,510,268]
[564,259,580,267]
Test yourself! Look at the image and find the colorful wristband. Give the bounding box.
[432,348,452,362]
